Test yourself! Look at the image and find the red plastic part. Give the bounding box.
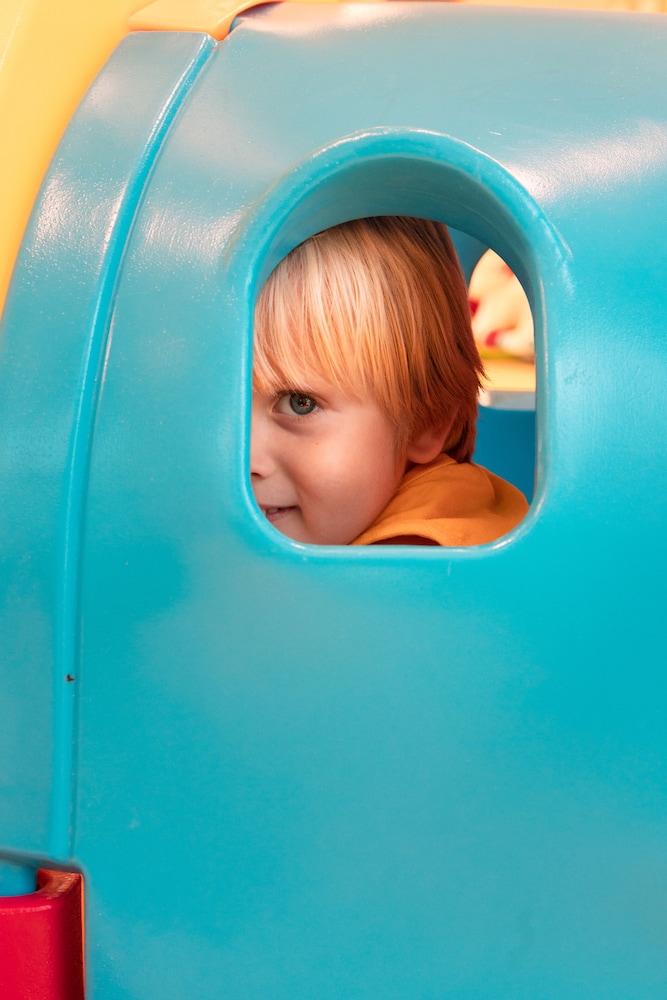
[0,869,84,999]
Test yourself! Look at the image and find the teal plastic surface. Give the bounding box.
[1,5,666,997]
[475,405,536,502]
[0,29,214,871]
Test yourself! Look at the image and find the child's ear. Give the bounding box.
[404,421,452,466]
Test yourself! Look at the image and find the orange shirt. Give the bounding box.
[351,454,529,547]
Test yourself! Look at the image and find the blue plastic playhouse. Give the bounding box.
[1,2,666,997]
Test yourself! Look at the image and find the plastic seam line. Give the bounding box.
[49,34,217,863]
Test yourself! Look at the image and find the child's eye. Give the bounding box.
[276,392,319,416]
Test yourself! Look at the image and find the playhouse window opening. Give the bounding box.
[250,216,534,548]
[466,246,536,504]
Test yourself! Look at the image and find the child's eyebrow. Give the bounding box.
[269,371,331,395]
[283,382,322,395]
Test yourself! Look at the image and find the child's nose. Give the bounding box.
[250,409,276,479]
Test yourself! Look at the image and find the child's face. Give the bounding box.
[251,374,405,545]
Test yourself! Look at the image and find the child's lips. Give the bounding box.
[262,505,297,524]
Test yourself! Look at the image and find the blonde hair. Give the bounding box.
[253,216,483,461]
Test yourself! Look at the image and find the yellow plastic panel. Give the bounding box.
[0,0,148,317]
[129,0,384,41]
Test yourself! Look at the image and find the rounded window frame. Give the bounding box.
[226,127,568,552]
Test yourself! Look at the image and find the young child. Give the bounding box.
[251,216,528,546]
